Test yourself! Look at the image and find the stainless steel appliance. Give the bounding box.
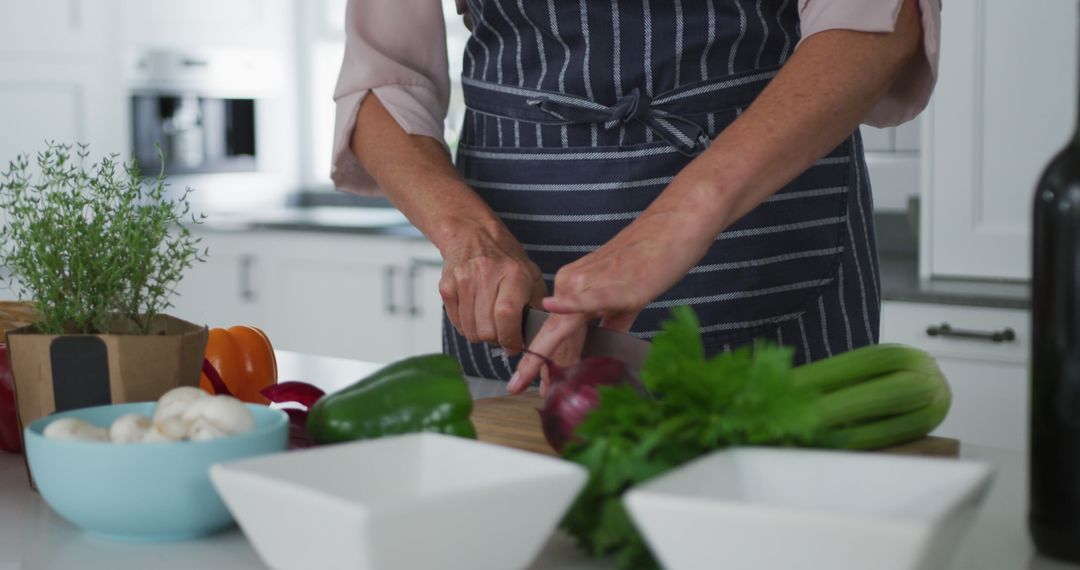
[128,50,278,175]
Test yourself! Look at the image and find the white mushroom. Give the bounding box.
[154,415,190,442]
[141,415,191,443]
[187,417,229,442]
[109,413,153,443]
[153,386,209,424]
[181,396,255,439]
[43,417,110,442]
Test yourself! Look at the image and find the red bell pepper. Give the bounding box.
[0,343,22,453]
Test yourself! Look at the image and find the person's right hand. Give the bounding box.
[438,222,547,356]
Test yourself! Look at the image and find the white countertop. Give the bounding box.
[1,351,1076,570]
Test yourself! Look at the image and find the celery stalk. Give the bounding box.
[791,343,941,393]
[816,369,944,428]
[813,386,952,450]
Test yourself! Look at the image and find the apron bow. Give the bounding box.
[526,89,710,156]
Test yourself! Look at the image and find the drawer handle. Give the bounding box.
[925,323,1016,343]
[383,265,399,315]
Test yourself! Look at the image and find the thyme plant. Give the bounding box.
[0,143,205,335]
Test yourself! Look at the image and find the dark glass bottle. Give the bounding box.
[1030,38,1080,559]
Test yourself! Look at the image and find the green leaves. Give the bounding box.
[0,142,204,334]
[559,306,824,569]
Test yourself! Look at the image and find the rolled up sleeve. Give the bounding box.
[797,0,941,127]
[331,0,451,196]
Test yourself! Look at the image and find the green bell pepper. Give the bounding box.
[306,354,477,444]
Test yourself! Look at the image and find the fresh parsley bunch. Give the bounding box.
[560,306,823,569]
[0,142,204,334]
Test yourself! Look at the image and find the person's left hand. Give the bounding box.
[509,207,716,393]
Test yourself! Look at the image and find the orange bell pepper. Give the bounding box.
[199,326,277,404]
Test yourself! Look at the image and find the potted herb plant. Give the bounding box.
[0,142,208,444]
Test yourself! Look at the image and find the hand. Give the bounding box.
[507,314,587,396]
[512,208,714,390]
[438,222,547,355]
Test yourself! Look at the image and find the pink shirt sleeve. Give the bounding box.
[798,0,941,128]
[331,0,450,196]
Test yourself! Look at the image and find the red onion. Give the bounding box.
[261,381,325,409]
[201,358,234,398]
[538,355,638,453]
[260,381,326,450]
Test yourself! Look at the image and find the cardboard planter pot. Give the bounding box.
[7,314,208,450]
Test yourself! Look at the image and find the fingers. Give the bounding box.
[455,267,478,343]
[509,313,587,394]
[540,324,586,396]
[473,272,498,344]
[438,275,462,337]
[599,311,638,333]
[493,274,529,355]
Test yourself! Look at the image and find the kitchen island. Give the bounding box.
[0,351,1071,570]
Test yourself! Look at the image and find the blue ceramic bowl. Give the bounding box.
[24,402,288,542]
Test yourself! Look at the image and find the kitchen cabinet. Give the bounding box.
[260,232,414,363]
[921,0,1077,280]
[119,0,294,50]
[0,2,125,196]
[880,301,1029,450]
[174,229,445,364]
[170,232,269,330]
[0,0,115,55]
[403,240,448,356]
[862,119,921,212]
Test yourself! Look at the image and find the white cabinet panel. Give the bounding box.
[261,232,410,362]
[861,126,894,152]
[121,0,290,49]
[178,231,449,365]
[0,60,127,174]
[932,357,1028,451]
[866,153,919,212]
[0,0,112,55]
[267,255,410,362]
[893,118,920,152]
[0,84,81,160]
[923,0,1076,280]
[171,233,268,330]
[405,241,446,356]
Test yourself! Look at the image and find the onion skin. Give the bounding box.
[261,381,326,409]
[539,356,634,453]
[259,381,326,449]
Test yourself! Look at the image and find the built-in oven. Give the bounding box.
[127,49,282,178]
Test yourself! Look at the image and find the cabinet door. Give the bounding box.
[171,232,268,329]
[931,357,1028,451]
[120,0,292,49]
[405,241,446,356]
[922,0,1077,280]
[261,233,410,363]
[0,0,114,55]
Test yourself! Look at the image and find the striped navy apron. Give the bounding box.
[443,0,881,380]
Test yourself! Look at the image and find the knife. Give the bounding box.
[522,308,652,375]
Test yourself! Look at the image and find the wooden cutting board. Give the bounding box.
[472,392,960,458]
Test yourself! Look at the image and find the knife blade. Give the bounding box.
[522,308,652,375]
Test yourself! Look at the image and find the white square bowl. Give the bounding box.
[209,433,586,570]
[624,447,993,570]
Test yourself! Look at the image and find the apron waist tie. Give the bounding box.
[526,88,709,155]
[460,66,781,157]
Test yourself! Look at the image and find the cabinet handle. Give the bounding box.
[405,263,420,318]
[925,323,1016,343]
[383,265,399,315]
[238,255,256,303]
[405,258,443,319]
